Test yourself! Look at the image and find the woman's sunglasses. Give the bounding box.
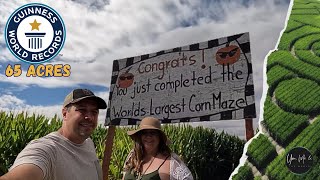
[141,130,159,136]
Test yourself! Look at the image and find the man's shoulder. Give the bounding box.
[26,132,60,150]
[28,132,96,153]
[29,131,56,142]
[9,132,59,172]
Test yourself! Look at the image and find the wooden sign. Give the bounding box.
[106,32,256,125]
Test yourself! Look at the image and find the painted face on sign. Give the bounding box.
[118,71,134,88]
[216,45,240,65]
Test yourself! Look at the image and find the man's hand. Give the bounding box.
[0,164,43,180]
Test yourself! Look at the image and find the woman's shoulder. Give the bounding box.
[168,153,194,180]
[170,152,179,158]
[169,153,183,162]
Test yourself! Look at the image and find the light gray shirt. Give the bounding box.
[10,132,102,180]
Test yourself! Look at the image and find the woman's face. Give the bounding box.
[140,130,160,152]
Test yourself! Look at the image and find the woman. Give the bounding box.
[122,117,194,180]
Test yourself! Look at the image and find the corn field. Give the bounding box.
[0,111,245,180]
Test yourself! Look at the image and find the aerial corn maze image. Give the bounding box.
[232,0,320,179]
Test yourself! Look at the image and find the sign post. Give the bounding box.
[245,118,254,141]
[102,125,116,180]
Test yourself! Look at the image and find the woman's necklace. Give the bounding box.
[137,153,158,180]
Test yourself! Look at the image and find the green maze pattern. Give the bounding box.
[232,163,254,180]
[263,96,308,146]
[295,50,320,66]
[246,134,277,169]
[233,0,320,179]
[275,78,320,114]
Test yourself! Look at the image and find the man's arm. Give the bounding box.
[0,164,43,180]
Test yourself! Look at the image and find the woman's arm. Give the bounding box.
[122,149,134,180]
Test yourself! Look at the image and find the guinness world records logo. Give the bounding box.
[5,3,66,64]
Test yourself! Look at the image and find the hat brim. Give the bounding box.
[127,127,171,144]
[68,96,107,109]
[127,125,161,136]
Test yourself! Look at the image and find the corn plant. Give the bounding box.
[0,111,245,180]
[0,112,61,175]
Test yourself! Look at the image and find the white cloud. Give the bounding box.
[0,93,61,118]
[0,94,25,108]
[0,0,289,87]
[0,91,109,124]
[0,0,290,131]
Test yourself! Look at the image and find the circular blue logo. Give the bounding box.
[5,3,66,64]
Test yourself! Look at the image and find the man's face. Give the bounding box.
[62,98,99,143]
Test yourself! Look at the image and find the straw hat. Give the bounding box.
[127,117,169,144]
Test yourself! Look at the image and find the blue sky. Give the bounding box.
[0,0,290,138]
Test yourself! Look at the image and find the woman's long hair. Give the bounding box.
[124,130,171,174]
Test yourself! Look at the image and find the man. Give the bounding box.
[0,89,107,180]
